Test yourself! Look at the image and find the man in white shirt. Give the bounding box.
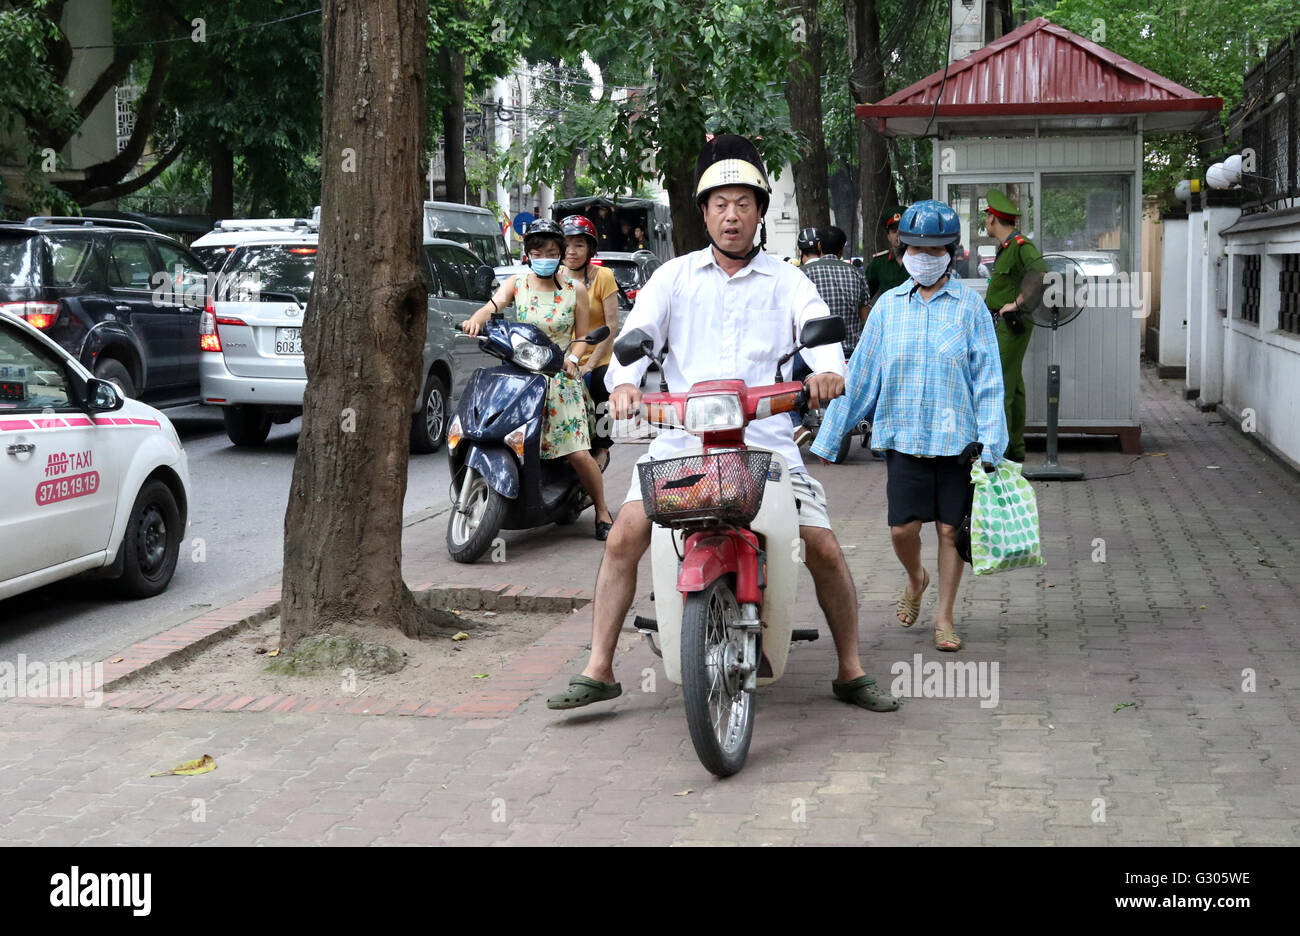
[547,134,898,714]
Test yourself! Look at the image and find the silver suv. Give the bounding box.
[199,235,492,450]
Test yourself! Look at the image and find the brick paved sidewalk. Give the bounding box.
[1,364,1298,846]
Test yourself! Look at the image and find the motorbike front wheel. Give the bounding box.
[446,468,507,563]
[681,577,755,777]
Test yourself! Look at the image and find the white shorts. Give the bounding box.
[622,454,832,530]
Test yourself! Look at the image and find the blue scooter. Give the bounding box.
[445,318,610,563]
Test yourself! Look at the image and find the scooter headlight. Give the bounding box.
[447,415,463,451]
[509,332,552,372]
[685,393,743,433]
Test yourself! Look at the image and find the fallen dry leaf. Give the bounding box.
[1258,559,1276,568]
[472,673,489,679]
[268,649,280,657]
[151,754,216,777]
[111,657,123,664]
[452,632,470,641]
[1146,452,1168,457]
[673,789,693,797]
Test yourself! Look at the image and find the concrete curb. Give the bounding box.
[5,580,595,719]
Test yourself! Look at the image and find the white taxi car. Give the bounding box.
[0,309,190,601]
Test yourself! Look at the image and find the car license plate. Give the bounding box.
[275,327,303,355]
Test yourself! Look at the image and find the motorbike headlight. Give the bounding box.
[447,415,463,451]
[685,393,743,433]
[509,332,552,371]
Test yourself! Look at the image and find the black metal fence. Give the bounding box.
[1231,31,1300,212]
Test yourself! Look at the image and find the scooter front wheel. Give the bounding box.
[446,468,507,563]
[681,578,754,777]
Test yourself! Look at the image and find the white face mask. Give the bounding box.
[903,250,950,287]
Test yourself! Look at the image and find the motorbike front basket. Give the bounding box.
[638,450,772,528]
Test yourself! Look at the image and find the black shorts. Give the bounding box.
[586,364,613,451]
[885,450,974,528]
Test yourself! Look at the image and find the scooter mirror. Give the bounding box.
[800,315,846,349]
[584,325,610,345]
[614,327,651,366]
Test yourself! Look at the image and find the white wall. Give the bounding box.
[1221,221,1300,469]
[765,161,799,259]
[1158,217,1188,369]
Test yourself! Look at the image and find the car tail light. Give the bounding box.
[200,305,248,352]
[200,305,221,352]
[625,288,639,304]
[287,247,317,254]
[589,258,603,265]
[1,301,60,329]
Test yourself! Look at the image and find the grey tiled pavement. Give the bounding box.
[2,363,1299,846]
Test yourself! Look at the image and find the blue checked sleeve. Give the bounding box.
[811,307,883,460]
[968,297,1008,464]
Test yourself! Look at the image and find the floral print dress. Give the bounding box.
[514,276,592,459]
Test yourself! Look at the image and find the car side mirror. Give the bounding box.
[472,265,494,301]
[614,327,651,366]
[799,315,845,349]
[86,377,124,412]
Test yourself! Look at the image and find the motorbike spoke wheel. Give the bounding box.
[681,578,754,777]
[445,468,507,563]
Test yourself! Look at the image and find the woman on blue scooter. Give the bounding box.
[462,219,615,540]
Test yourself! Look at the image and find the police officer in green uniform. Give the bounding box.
[865,207,909,309]
[983,189,1045,462]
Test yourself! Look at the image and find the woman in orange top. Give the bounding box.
[560,215,619,470]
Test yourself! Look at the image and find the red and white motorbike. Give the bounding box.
[612,317,846,776]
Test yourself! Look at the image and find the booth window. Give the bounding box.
[945,182,1034,280]
[1240,255,1261,326]
[1040,173,1132,274]
[1281,254,1300,336]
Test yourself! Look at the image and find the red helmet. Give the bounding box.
[560,214,599,255]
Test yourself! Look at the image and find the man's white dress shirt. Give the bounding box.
[605,247,845,475]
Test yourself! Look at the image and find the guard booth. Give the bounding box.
[858,16,1221,453]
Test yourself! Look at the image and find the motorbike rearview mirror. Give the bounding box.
[614,327,651,366]
[583,325,610,345]
[800,315,846,349]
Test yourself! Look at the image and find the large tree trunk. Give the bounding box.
[665,146,707,254]
[828,162,859,254]
[561,150,579,198]
[847,0,898,256]
[209,140,234,219]
[281,0,430,648]
[785,0,830,229]
[438,47,467,204]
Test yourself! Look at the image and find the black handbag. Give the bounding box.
[955,442,985,565]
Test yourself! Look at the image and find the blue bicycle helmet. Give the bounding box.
[898,199,961,247]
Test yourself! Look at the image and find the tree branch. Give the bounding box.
[67,137,186,205]
[67,42,172,194]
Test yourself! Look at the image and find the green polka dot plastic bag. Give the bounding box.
[968,460,1045,575]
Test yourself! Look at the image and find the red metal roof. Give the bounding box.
[858,17,1222,134]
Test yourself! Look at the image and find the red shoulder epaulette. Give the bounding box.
[1014,235,1026,245]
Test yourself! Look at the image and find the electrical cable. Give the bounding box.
[69,7,321,50]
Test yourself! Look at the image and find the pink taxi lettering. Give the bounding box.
[36,470,100,506]
[43,450,92,478]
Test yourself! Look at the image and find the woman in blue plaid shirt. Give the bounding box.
[812,200,1008,652]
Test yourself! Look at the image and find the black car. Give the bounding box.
[0,217,209,406]
[593,249,661,311]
